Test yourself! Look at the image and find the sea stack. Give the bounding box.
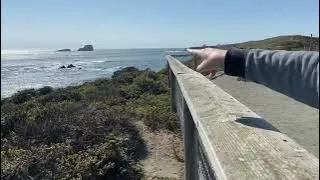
[78,45,94,51]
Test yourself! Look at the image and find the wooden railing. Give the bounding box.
[167,55,319,180]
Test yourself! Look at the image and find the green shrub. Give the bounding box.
[1,66,179,179]
[134,73,168,94]
[157,67,168,75]
[39,90,82,105]
[88,78,110,87]
[11,89,38,104]
[1,101,145,179]
[119,73,168,99]
[112,67,142,84]
[1,137,143,180]
[133,74,159,94]
[120,85,141,99]
[76,81,125,104]
[1,103,27,138]
[38,86,54,95]
[1,98,9,106]
[133,94,179,132]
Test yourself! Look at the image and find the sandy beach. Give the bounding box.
[212,73,319,157]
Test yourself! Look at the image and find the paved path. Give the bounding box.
[212,74,319,157]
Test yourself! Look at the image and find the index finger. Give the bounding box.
[187,48,202,56]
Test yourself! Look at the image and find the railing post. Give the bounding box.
[182,100,198,180]
[169,66,198,179]
[168,68,177,113]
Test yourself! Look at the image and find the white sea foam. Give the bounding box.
[92,60,105,63]
[2,49,51,54]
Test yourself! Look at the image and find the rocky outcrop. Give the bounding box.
[57,49,71,52]
[78,45,94,51]
[59,64,76,69]
[67,64,75,68]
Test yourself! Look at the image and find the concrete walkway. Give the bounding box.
[212,74,319,157]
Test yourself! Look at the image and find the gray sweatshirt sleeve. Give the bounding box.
[224,48,319,108]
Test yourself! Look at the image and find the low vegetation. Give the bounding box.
[1,67,179,179]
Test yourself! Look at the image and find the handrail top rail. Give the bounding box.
[167,55,319,180]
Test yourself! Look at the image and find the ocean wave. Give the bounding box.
[89,59,114,63]
[1,49,54,55]
[85,66,121,72]
[166,50,186,53]
[1,68,9,72]
[72,59,113,66]
[74,61,87,64]
[92,60,105,63]
[105,66,121,72]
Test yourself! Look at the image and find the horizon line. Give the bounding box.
[2,34,318,51]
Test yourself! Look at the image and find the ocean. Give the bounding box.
[1,48,189,98]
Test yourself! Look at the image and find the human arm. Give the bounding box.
[187,48,319,108]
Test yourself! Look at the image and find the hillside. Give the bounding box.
[229,35,319,51]
[190,35,319,51]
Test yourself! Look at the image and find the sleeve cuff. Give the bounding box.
[224,48,247,77]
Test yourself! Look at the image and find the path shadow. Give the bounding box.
[210,72,225,80]
[235,117,281,132]
[134,137,149,161]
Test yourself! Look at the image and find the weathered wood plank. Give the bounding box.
[167,55,319,180]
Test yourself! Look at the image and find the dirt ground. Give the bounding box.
[135,121,184,180]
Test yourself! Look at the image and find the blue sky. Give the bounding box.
[1,0,319,49]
